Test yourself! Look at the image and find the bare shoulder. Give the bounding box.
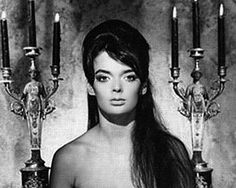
[50,126,100,188]
[52,126,100,166]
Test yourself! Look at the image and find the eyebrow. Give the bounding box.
[95,69,135,75]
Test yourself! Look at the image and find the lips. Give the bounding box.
[110,98,125,106]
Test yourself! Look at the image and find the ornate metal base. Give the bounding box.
[192,151,213,188]
[20,150,50,188]
[194,163,213,188]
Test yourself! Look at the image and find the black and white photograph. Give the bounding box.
[0,0,235,187]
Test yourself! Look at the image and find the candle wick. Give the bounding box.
[1,11,6,20]
[219,3,224,17]
[173,6,177,19]
[55,13,60,22]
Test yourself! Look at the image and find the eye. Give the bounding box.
[95,75,110,82]
[124,74,138,82]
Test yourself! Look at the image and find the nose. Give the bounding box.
[112,79,122,93]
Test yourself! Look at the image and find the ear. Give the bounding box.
[140,82,147,95]
[87,83,95,96]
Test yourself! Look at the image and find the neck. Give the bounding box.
[97,109,135,149]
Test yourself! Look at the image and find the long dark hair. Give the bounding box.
[82,19,194,188]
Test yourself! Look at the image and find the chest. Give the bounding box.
[74,151,134,188]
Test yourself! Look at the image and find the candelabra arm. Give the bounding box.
[170,67,187,101]
[42,77,63,118]
[44,78,59,102]
[1,67,21,102]
[209,66,228,102]
[209,79,226,102]
[170,80,191,118]
[3,82,27,118]
[172,81,187,102]
[4,82,20,101]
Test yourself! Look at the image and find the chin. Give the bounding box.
[101,106,136,117]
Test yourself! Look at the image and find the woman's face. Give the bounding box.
[91,51,141,116]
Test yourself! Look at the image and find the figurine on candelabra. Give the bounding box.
[21,54,57,151]
[22,61,46,149]
[180,69,208,118]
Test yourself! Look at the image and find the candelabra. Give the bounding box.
[170,1,228,188]
[170,48,227,187]
[0,1,61,187]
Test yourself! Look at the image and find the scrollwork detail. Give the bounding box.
[195,173,208,188]
[24,176,44,188]
[205,102,220,121]
[10,100,26,118]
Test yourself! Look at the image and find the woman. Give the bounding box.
[50,19,194,188]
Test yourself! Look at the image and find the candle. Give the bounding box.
[28,0,37,46]
[1,11,10,68]
[171,6,178,68]
[52,13,60,67]
[218,3,225,67]
[192,0,200,48]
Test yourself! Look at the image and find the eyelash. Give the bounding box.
[95,74,138,82]
[95,75,109,82]
[124,75,137,82]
